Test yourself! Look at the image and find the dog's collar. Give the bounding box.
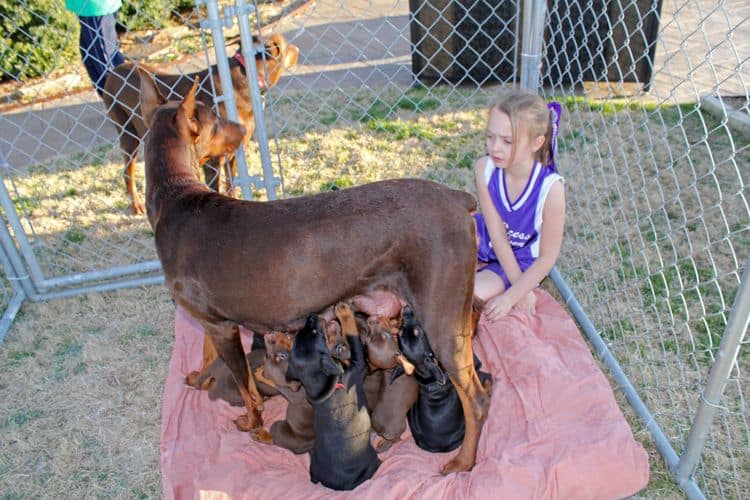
[233,51,268,98]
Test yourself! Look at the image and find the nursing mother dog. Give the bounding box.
[137,68,491,473]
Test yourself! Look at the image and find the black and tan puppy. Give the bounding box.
[393,305,491,453]
[286,305,379,490]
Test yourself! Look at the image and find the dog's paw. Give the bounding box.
[185,370,202,388]
[250,428,273,445]
[440,455,473,475]
[373,435,397,453]
[334,301,354,320]
[235,412,262,432]
[131,199,146,215]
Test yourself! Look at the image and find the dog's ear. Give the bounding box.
[306,375,338,405]
[319,356,344,377]
[425,355,447,385]
[176,76,200,138]
[281,43,299,70]
[394,352,415,376]
[264,333,277,350]
[389,364,405,384]
[137,66,166,128]
[325,320,341,345]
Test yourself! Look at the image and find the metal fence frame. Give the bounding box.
[0,0,747,497]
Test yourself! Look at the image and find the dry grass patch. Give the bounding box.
[0,286,175,497]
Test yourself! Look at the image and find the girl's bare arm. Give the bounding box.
[501,180,566,305]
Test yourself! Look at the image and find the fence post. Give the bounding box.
[0,244,26,345]
[233,0,278,200]
[674,258,750,484]
[197,0,254,200]
[519,0,546,91]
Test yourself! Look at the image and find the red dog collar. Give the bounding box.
[234,51,267,91]
[233,51,246,68]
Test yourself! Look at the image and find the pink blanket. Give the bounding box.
[161,289,649,499]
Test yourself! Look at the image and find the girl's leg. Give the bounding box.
[474,269,506,302]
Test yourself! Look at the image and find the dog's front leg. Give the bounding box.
[223,154,237,198]
[186,332,219,388]
[124,156,145,215]
[439,332,492,474]
[206,322,272,443]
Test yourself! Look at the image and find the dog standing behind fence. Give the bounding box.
[103,34,298,214]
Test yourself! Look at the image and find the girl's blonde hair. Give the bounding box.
[489,88,554,167]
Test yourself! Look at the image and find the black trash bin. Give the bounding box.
[409,0,518,86]
[409,0,662,89]
[543,0,662,90]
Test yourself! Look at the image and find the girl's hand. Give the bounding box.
[484,291,537,322]
[484,293,515,322]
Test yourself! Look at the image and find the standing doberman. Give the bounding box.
[138,69,490,472]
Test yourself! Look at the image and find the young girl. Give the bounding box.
[474,89,566,321]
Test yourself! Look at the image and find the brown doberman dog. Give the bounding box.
[138,69,490,472]
[104,34,299,214]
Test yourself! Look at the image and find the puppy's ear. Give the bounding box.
[287,380,302,392]
[264,333,276,350]
[425,356,447,385]
[389,364,405,384]
[177,76,200,137]
[137,66,166,127]
[282,43,299,69]
[319,356,344,377]
[325,320,341,344]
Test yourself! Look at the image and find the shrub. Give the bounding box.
[0,0,78,81]
[119,0,171,31]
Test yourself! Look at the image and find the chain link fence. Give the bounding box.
[0,0,747,497]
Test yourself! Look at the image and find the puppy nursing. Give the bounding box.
[361,315,418,452]
[394,305,491,453]
[286,304,380,491]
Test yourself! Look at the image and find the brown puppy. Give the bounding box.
[363,315,418,452]
[189,348,278,406]
[138,68,488,471]
[104,34,299,214]
[256,332,316,454]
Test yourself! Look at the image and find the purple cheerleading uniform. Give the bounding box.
[475,157,563,288]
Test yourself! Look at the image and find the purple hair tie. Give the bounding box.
[547,101,562,172]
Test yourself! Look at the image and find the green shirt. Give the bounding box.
[65,0,121,17]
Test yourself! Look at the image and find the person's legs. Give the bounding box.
[474,268,506,302]
[78,14,124,97]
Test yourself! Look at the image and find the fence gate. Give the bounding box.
[0,0,747,497]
